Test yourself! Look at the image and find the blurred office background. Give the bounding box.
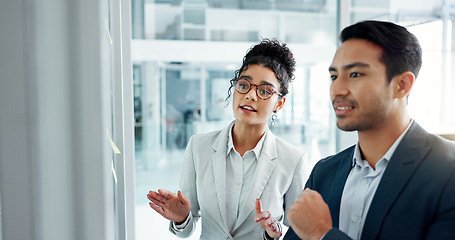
[1,0,454,240]
[131,0,455,239]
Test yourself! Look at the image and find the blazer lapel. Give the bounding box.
[232,130,277,231]
[326,146,355,228]
[361,122,430,239]
[211,124,231,234]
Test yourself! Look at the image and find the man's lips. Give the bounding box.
[334,106,353,111]
[333,102,355,116]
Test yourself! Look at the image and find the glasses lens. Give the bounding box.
[257,85,275,99]
[235,79,251,94]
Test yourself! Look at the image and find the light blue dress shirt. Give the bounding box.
[338,120,413,240]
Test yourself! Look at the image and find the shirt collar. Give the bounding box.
[352,119,414,167]
[227,121,266,159]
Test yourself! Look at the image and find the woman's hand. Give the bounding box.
[147,189,191,224]
[254,198,282,239]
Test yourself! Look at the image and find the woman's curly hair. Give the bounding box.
[225,38,296,104]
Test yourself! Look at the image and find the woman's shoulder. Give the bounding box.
[273,134,303,151]
[271,134,306,159]
[188,125,230,147]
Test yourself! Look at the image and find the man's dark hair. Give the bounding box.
[340,20,422,83]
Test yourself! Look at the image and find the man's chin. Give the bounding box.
[336,122,358,132]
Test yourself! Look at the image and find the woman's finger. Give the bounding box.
[255,211,271,222]
[149,201,164,215]
[158,189,176,199]
[177,191,190,205]
[150,190,173,203]
[255,198,262,215]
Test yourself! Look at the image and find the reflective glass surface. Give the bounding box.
[133,0,337,43]
[131,1,455,239]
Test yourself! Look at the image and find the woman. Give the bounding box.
[147,39,306,240]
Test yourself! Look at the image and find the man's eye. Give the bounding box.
[330,75,337,81]
[350,72,361,78]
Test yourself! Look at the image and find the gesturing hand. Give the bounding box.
[147,189,191,224]
[287,188,332,240]
[254,198,282,239]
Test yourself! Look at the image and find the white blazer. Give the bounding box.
[169,122,307,240]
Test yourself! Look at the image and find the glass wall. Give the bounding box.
[131,0,455,239]
[407,20,455,135]
[346,0,455,135]
[132,62,336,239]
[132,0,338,239]
[134,0,337,44]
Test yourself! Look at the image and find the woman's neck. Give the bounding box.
[232,122,266,156]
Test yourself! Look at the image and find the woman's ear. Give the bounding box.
[393,71,415,99]
[274,96,286,112]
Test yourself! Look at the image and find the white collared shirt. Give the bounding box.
[173,122,265,234]
[226,123,264,231]
[339,119,413,240]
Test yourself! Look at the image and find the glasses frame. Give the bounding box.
[234,79,282,100]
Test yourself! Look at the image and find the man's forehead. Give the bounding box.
[330,40,383,70]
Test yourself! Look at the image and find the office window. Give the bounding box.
[134,0,337,43]
[133,59,336,239]
[348,1,455,134]
[130,1,455,239]
[132,1,337,239]
[407,19,455,134]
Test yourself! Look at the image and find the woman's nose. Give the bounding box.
[245,85,258,100]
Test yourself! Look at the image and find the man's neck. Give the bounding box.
[357,117,411,169]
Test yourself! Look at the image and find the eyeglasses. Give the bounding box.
[234,79,282,100]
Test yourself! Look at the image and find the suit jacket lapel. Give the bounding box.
[232,130,277,231]
[361,122,430,239]
[326,146,355,228]
[211,124,231,234]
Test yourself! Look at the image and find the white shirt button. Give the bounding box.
[236,180,241,185]
[351,216,360,223]
[361,179,368,185]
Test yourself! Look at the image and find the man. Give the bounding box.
[284,20,455,240]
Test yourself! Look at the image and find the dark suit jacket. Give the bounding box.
[284,122,455,240]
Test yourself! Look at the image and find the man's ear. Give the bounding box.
[393,71,415,99]
[274,96,286,112]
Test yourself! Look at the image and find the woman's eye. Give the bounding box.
[259,89,270,95]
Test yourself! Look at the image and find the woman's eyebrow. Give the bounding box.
[239,75,277,88]
[238,75,252,80]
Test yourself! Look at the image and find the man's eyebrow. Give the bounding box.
[329,62,370,72]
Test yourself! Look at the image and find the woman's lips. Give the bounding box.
[240,105,256,112]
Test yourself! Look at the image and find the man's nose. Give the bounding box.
[330,76,349,98]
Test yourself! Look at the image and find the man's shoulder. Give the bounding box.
[310,145,355,175]
[320,145,356,164]
[427,133,455,154]
[404,122,455,161]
